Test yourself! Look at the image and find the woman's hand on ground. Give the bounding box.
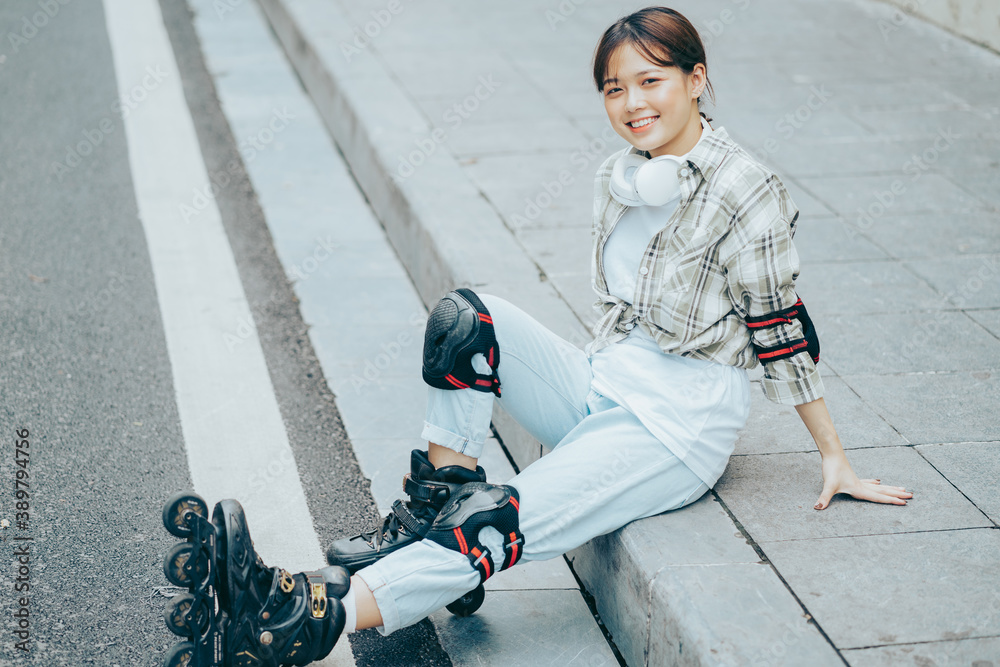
[814,455,913,510]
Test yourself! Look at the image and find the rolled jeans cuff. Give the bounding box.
[355,567,397,636]
[420,422,486,459]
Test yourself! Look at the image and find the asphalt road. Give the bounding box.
[0,0,450,664]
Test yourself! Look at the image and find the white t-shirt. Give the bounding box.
[590,117,751,487]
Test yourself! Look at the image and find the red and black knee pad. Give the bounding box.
[422,288,501,397]
[424,482,524,583]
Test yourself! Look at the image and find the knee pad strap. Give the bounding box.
[425,482,524,583]
[422,288,501,397]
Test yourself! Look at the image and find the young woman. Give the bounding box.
[160,7,912,665]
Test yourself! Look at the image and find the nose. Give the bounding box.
[625,86,644,113]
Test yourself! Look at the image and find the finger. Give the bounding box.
[862,482,911,497]
[860,479,881,484]
[815,487,836,510]
[855,487,908,505]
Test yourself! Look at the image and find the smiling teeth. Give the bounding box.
[629,117,656,127]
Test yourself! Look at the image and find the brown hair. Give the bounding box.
[592,7,715,121]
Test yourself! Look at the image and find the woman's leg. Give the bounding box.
[355,394,714,634]
[421,294,594,462]
[340,294,597,627]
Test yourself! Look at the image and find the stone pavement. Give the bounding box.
[248,0,1000,664]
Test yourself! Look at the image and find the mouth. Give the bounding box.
[626,115,659,133]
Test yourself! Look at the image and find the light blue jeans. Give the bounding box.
[357,295,740,635]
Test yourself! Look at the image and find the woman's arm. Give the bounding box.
[795,397,913,510]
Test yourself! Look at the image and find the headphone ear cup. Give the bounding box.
[609,154,648,207]
[634,156,682,207]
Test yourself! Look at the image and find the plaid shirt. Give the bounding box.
[587,126,824,406]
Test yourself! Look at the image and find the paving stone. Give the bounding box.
[797,173,989,219]
[446,118,590,157]
[716,446,991,542]
[569,494,764,667]
[946,167,1000,209]
[333,376,426,440]
[550,272,602,330]
[780,176,841,218]
[313,322,424,394]
[483,556,580,593]
[795,260,943,315]
[429,589,619,666]
[843,371,1000,444]
[842,636,1000,666]
[794,217,888,263]
[766,138,932,179]
[870,137,1000,174]
[721,108,877,149]
[296,276,424,327]
[969,308,1000,338]
[351,437,425,513]
[307,239,414,281]
[762,529,1000,648]
[905,255,1000,310]
[916,442,1000,525]
[463,152,595,228]
[815,311,1000,376]
[735,375,907,455]
[856,210,1000,259]
[410,79,560,124]
[519,228,593,278]
[648,562,842,667]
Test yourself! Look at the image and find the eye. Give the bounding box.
[642,78,660,85]
[604,86,622,96]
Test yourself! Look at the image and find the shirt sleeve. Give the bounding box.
[723,174,824,406]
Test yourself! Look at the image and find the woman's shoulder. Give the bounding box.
[704,129,799,230]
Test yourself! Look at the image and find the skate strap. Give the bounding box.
[468,545,493,581]
[454,288,501,397]
[500,492,524,571]
[402,474,452,505]
[390,499,431,538]
[305,572,328,619]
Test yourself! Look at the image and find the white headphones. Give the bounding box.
[609,153,685,207]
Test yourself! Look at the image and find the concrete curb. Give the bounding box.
[254,0,843,663]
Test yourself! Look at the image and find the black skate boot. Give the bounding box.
[160,492,347,667]
[326,449,486,572]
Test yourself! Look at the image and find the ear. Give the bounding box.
[690,63,707,100]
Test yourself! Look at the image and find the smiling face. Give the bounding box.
[602,44,707,158]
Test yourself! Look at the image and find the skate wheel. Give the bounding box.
[164,592,211,637]
[163,542,209,588]
[162,640,194,667]
[446,584,485,617]
[163,491,209,538]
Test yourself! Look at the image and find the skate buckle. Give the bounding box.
[279,569,295,594]
[310,582,327,619]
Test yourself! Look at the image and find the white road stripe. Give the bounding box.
[102,1,354,663]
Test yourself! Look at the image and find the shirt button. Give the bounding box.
[623,322,635,331]
[679,168,691,178]
[639,266,649,276]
